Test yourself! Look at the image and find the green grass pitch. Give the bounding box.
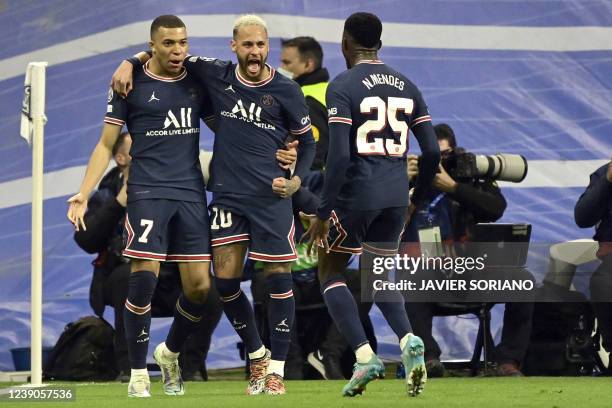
[2,377,612,408]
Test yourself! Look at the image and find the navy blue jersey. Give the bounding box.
[317,60,433,218]
[183,56,315,197]
[105,61,213,203]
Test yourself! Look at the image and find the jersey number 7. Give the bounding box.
[357,96,413,157]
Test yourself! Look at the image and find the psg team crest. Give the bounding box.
[261,94,274,106]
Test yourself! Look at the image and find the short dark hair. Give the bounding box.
[344,12,382,49]
[434,123,457,148]
[280,36,324,69]
[150,15,185,39]
[112,131,130,156]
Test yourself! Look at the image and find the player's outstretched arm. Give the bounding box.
[315,121,351,220]
[111,52,151,97]
[410,121,440,205]
[291,129,315,180]
[67,124,122,231]
[300,120,351,254]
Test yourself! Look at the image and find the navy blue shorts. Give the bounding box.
[327,206,407,256]
[209,193,297,263]
[123,199,211,262]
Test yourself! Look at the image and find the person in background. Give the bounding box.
[280,36,329,171]
[575,160,612,366]
[403,123,534,377]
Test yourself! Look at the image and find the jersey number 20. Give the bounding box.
[210,207,232,230]
[357,96,413,156]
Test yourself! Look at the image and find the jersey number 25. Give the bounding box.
[357,96,413,156]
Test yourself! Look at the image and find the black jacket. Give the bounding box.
[73,167,127,315]
[74,167,126,262]
[574,163,612,257]
[404,177,507,242]
[451,179,507,240]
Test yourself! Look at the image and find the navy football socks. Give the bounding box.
[124,270,158,369]
[165,293,207,353]
[266,273,295,361]
[321,278,369,351]
[373,288,412,340]
[215,277,263,353]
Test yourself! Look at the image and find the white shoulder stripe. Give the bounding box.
[410,115,431,128]
[104,117,125,126]
[328,117,352,125]
[290,124,312,135]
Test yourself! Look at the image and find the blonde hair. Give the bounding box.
[233,14,268,39]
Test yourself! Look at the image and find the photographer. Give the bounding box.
[574,160,612,358]
[403,123,534,377]
[74,132,223,381]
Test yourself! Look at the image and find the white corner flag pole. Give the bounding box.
[21,62,48,386]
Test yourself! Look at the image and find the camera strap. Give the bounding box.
[426,193,446,221]
[418,193,446,257]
